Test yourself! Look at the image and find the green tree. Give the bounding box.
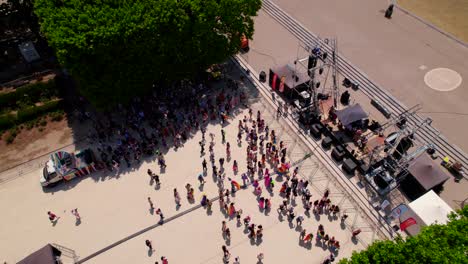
[34,0,261,108]
[339,206,468,264]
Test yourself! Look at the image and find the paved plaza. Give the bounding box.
[0,71,378,263]
[242,0,468,210]
[2,0,466,263]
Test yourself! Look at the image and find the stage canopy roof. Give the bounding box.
[335,103,368,126]
[408,154,450,190]
[408,190,453,226]
[17,244,61,264]
[270,64,310,89]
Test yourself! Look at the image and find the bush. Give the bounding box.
[40,120,47,126]
[49,111,64,122]
[5,133,15,144]
[25,120,35,130]
[17,99,62,123]
[0,114,16,130]
[0,79,58,109]
[5,127,18,144]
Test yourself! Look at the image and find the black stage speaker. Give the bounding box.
[342,158,357,175]
[259,71,266,83]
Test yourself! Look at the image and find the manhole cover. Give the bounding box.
[424,68,462,92]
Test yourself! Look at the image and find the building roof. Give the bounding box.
[408,154,450,190]
[408,190,453,226]
[17,244,61,264]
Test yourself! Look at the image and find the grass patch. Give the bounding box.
[398,0,468,43]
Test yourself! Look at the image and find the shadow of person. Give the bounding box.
[314,213,321,221]
[351,236,358,245]
[340,222,346,229]
[198,184,204,191]
[150,208,154,215]
[291,199,297,207]
[155,184,161,191]
[75,218,81,226]
[51,218,59,226]
[148,249,154,257]
[256,237,263,245]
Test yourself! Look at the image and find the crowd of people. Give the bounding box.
[48,67,356,263]
[158,101,344,263]
[82,74,247,174]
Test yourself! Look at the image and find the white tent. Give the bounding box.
[400,190,453,236]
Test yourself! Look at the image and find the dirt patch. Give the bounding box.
[0,118,74,172]
[398,0,468,43]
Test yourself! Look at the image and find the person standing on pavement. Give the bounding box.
[145,239,154,251]
[198,174,205,185]
[202,159,207,172]
[47,211,59,223]
[148,197,154,210]
[174,189,181,206]
[296,214,304,226]
[156,208,164,222]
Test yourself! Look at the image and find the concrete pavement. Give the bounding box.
[0,71,376,263]
[251,0,468,153]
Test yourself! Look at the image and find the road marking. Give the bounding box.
[424,68,462,92]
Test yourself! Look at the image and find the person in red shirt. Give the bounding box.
[47,211,59,223]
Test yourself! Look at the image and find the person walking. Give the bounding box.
[226,142,231,159]
[296,214,304,226]
[153,174,161,186]
[161,256,168,264]
[174,189,181,206]
[156,208,164,222]
[199,141,205,155]
[222,220,227,233]
[198,174,205,185]
[71,208,81,220]
[148,197,154,210]
[222,245,230,263]
[145,239,154,251]
[47,211,59,223]
[257,253,264,262]
[202,159,207,172]
[221,129,226,143]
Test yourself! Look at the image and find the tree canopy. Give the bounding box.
[34,0,261,108]
[339,206,468,264]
